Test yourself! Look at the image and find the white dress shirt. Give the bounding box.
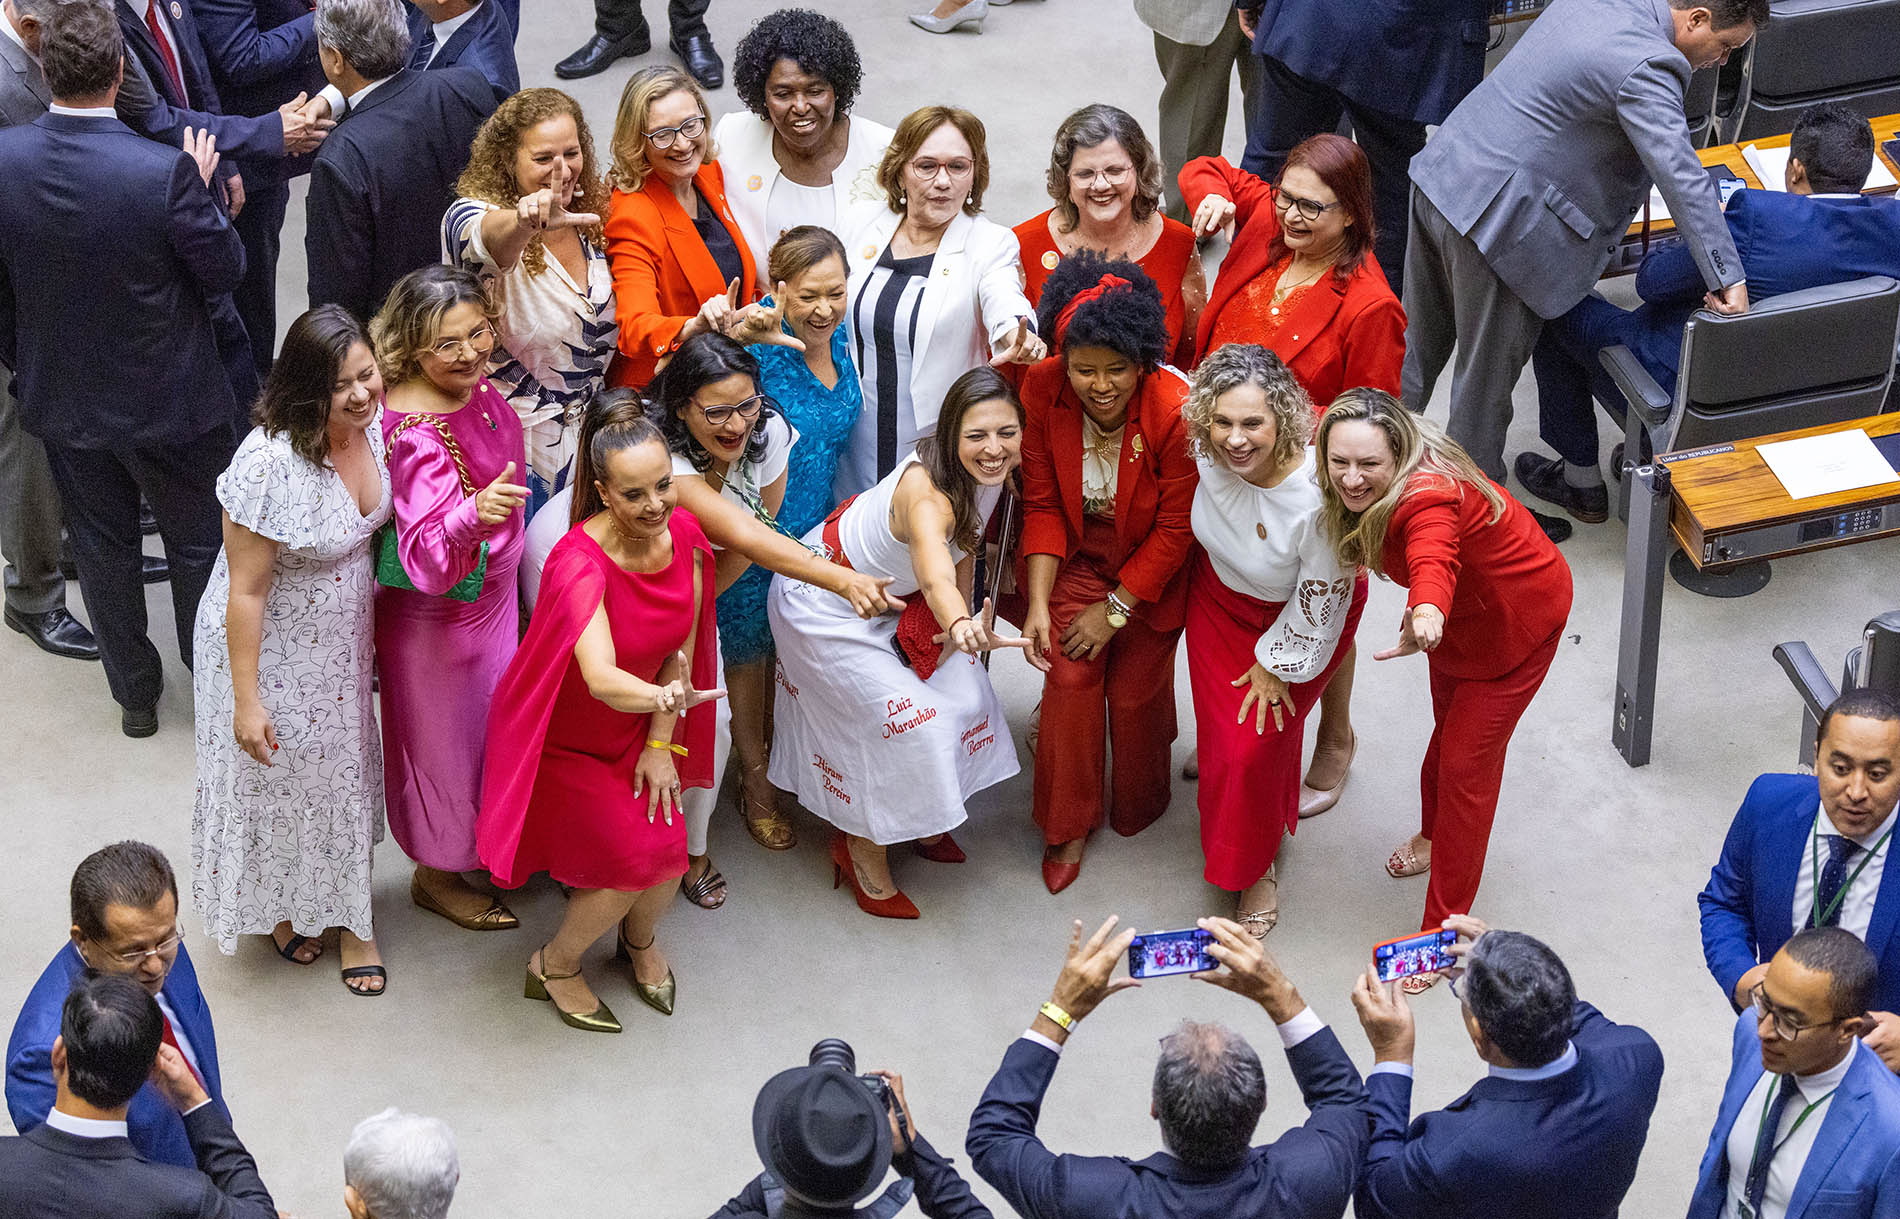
[420,6,478,66]
[1790,801,1896,940]
[1024,1004,1326,1055]
[49,105,116,118]
[1722,1044,1855,1219]
[43,1109,129,1139]
[127,0,188,105]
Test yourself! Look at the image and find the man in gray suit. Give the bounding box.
[1136,0,1260,222]
[1401,0,1762,538]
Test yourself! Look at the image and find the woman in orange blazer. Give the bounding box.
[1180,134,1405,404]
[1018,255,1197,894]
[604,66,760,390]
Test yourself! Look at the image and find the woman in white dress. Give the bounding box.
[769,366,1043,919]
[191,305,392,996]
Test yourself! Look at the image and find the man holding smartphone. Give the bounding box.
[966,916,1369,1219]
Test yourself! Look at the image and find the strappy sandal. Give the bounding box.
[1400,973,1442,996]
[1236,865,1279,939]
[272,928,321,965]
[682,859,727,909]
[741,767,796,851]
[1385,836,1431,879]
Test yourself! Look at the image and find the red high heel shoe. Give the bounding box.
[1042,843,1083,895]
[830,832,920,919]
[913,833,966,863]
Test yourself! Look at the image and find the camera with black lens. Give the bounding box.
[809,1038,892,1112]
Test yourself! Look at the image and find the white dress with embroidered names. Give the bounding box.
[766,456,1018,843]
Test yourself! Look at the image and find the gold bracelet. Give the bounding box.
[645,739,688,757]
[1038,1001,1075,1031]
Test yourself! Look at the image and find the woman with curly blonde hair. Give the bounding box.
[445,88,616,513]
[1184,344,1365,938]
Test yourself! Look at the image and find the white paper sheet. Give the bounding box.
[1742,143,1898,192]
[1756,428,1900,500]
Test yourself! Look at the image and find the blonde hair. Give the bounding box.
[608,66,719,193]
[456,88,607,277]
[368,265,499,386]
[875,106,990,216]
[1314,388,1504,573]
[1181,344,1313,470]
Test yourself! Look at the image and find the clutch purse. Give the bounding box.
[374,413,490,605]
[890,598,947,681]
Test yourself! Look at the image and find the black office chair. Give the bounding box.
[1599,274,1900,594]
[1717,0,1900,142]
[1774,609,1900,764]
[1685,65,1721,147]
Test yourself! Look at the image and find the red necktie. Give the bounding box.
[143,3,186,103]
[159,1015,205,1090]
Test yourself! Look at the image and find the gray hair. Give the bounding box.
[315,0,412,81]
[1462,931,1576,1068]
[13,0,71,21]
[344,1109,459,1219]
[1151,1022,1265,1169]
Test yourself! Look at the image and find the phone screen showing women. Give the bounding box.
[1128,928,1216,979]
[1371,928,1458,982]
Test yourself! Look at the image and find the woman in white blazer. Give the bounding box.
[712,10,895,262]
[835,105,1045,500]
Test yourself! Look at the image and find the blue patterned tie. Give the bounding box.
[1813,834,1859,928]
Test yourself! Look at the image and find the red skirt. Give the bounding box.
[1187,553,1367,890]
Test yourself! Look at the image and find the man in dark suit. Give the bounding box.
[1349,915,1664,1218]
[1237,0,1488,296]
[967,916,1369,1219]
[0,973,275,1219]
[1688,929,1900,1218]
[406,0,517,98]
[1700,689,1900,1074]
[308,0,496,321]
[0,3,244,735]
[7,842,229,1169]
[1518,102,1900,523]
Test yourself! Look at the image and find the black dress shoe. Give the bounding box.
[1527,507,1574,544]
[4,605,100,660]
[554,30,650,79]
[670,31,723,89]
[122,705,159,738]
[1513,452,1609,523]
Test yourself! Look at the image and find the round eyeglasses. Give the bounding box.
[644,114,707,150]
[1274,191,1342,223]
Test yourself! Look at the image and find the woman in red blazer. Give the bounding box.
[1316,390,1572,989]
[604,66,759,390]
[1180,134,1405,403]
[1019,256,1198,893]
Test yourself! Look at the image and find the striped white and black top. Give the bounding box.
[841,244,934,499]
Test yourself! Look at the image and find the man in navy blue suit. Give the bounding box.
[405,0,517,98]
[1688,929,1900,1219]
[1349,915,1664,1219]
[1517,102,1900,525]
[6,842,227,1170]
[967,916,1370,1219]
[1699,688,1900,1074]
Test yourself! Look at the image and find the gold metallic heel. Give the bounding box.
[617,932,677,1016]
[412,875,519,931]
[524,948,621,1033]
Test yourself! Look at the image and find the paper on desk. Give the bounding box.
[1756,428,1900,500]
[1742,143,1897,192]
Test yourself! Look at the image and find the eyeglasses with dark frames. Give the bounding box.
[694,392,774,428]
[644,114,707,150]
[1274,191,1343,223]
[1750,983,1850,1042]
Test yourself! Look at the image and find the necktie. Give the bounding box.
[413,27,436,69]
[1744,1074,1800,1212]
[159,1014,205,1090]
[1813,834,1860,928]
[143,3,186,103]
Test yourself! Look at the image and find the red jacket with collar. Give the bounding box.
[1018,358,1199,632]
[1180,156,1406,404]
[1379,473,1573,679]
[604,161,757,388]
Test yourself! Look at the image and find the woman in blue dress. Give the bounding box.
[729,226,863,846]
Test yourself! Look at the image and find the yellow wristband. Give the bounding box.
[1038,1001,1075,1031]
[645,739,688,757]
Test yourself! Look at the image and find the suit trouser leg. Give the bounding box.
[1152,16,1252,222]
[594,0,651,40]
[126,429,235,672]
[667,0,710,39]
[41,445,160,709]
[1529,295,1646,468]
[1240,53,1343,181]
[1341,102,1427,299]
[231,176,290,380]
[0,379,67,616]
[1399,188,1458,412]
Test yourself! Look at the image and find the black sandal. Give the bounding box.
[340,965,387,997]
[682,861,727,910]
[272,931,321,965]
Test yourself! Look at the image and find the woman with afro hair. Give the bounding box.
[713,8,893,263]
[1018,253,1198,894]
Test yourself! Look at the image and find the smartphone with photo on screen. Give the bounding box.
[1128,928,1216,979]
[1371,928,1459,983]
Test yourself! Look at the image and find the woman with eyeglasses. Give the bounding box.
[372,266,532,937]
[835,105,1045,499]
[604,65,773,391]
[1015,105,1205,370]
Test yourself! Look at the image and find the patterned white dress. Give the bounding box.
[191,423,392,953]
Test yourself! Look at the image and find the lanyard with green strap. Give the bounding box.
[1742,1075,1839,1217]
[1807,821,1894,928]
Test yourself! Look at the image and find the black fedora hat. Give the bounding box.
[751,1065,891,1208]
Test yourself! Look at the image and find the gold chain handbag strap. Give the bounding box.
[388,412,477,498]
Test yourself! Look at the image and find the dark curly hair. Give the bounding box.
[1035,252,1168,370]
[732,9,862,121]
[647,333,776,474]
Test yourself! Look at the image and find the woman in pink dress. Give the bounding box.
[371,266,531,931]
[478,407,722,1034]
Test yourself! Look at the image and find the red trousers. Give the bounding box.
[1418,629,1562,929]
[1032,519,1181,843]
[1187,555,1367,890]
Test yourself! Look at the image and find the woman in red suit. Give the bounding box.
[1019,255,1198,894]
[1014,105,1205,369]
[604,66,763,389]
[1315,389,1572,991]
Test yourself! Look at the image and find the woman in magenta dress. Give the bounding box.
[371,266,531,931]
[479,407,721,1034]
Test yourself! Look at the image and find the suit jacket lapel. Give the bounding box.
[1272,274,1347,364]
[912,212,973,381]
[1786,1050,1875,1219]
[1111,376,1152,531]
[0,35,48,105]
[641,168,725,307]
[1764,796,1813,946]
[115,1,179,106]
[1052,384,1086,539]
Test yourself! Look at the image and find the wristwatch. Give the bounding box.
[1105,591,1132,630]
